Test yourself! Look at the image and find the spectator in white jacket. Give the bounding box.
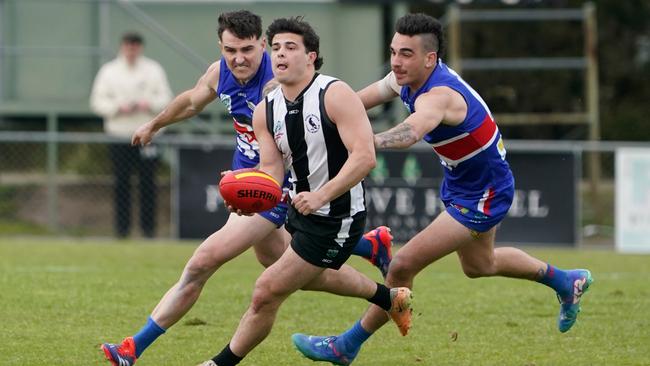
[90,32,172,238]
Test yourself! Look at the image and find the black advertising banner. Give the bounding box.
[178,147,578,245]
[178,147,233,239]
[364,150,579,245]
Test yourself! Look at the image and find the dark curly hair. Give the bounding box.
[217,10,262,40]
[266,16,323,70]
[395,13,445,58]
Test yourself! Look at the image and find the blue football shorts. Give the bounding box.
[442,182,514,233]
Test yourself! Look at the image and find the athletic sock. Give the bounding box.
[212,344,243,366]
[133,316,166,357]
[367,283,392,311]
[338,320,372,355]
[351,235,373,259]
[537,263,570,296]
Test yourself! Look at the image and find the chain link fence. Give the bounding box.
[2,131,649,245]
[0,132,176,238]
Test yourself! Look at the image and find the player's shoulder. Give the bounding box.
[201,61,221,90]
[207,60,221,74]
[319,75,354,100]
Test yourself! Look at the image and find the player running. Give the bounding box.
[292,13,593,365]
[100,10,392,366]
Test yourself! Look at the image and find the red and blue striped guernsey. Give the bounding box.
[399,59,515,232]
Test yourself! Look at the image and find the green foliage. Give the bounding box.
[0,239,648,365]
[412,1,650,141]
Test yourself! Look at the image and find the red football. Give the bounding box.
[219,168,282,213]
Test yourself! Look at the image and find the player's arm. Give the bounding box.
[374,88,451,150]
[252,101,285,185]
[293,82,376,215]
[357,71,401,110]
[132,61,220,146]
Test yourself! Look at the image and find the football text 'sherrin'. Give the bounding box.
[236,189,278,202]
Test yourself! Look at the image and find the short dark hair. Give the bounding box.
[121,32,144,45]
[217,10,262,40]
[395,13,445,58]
[266,16,323,70]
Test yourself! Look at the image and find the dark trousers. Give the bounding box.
[109,144,159,238]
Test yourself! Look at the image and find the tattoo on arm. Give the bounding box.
[375,123,418,149]
[262,80,280,97]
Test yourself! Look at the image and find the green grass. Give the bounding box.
[0,238,648,366]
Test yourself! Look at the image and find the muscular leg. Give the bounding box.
[455,224,546,280]
[252,226,290,268]
[151,214,278,328]
[291,211,462,364]
[360,211,466,332]
[227,246,378,358]
[302,264,380,297]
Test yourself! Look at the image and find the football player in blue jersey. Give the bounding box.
[100,10,392,366]
[292,13,594,365]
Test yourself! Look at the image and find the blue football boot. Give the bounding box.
[292,334,358,366]
[557,269,594,333]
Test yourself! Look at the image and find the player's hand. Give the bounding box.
[132,122,157,146]
[220,171,252,216]
[223,200,253,216]
[292,191,326,215]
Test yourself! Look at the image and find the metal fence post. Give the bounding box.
[47,112,59,232]
[584,2,602,224]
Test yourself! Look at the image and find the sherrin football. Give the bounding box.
[219,168,282,213]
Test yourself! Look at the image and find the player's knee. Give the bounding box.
[250,279,282,313]
[387,256,415,284]
[184,254,221,283]
[461,264,494,279]
[255,251,280,268]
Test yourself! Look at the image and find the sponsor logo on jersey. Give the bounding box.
[305,114,320,133]
[219,93,232,114]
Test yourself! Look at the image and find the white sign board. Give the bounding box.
[616,148,650,253]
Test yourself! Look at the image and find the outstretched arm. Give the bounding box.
[132,61,220,146]
[374,88,451,150]
[357,71,401,110]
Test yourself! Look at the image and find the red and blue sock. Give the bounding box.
[351,236,373,259]
[537,263,570,296]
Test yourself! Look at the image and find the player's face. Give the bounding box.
[270,33,316,85]
[390,33,437,89]
[220,30,266,83]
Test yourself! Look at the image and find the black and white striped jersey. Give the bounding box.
[265,73,366,218]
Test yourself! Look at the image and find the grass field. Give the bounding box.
[1,238,648,366]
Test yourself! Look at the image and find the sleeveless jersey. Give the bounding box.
[400,60,514,214]
[265,74,366,218]
[215,51,273,163]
